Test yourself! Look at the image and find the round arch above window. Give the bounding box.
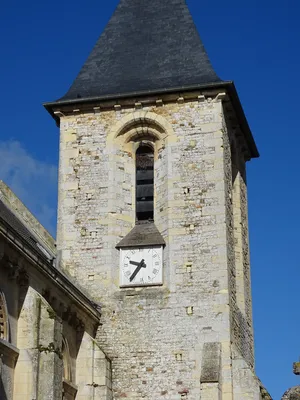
[108,111,175,145]
[0,291,9,341]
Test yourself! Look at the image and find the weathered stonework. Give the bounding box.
[54,91,269,399]
[281,362,300,399]
[0,0,275,396]
[282,386,300,400]
[0,182,110,400]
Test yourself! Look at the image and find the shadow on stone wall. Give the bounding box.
[232,306,254,367]
[0,377,8,400]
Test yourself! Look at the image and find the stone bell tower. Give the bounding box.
[45,0,269,399]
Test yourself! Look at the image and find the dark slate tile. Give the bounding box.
[116,222,165,248]
[58,0,221,102]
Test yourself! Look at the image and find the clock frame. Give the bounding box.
[119,246,163,287]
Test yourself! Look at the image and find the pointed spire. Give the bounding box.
[59,0,221,102]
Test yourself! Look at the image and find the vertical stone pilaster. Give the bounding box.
[200,383,222,400]
[231,139,254,367]
[76,332,112,400]
[232,348,261,400]
[232,149,246,315]
[239,163,254,360]
[37,300,63,400]
[14,287,40,400]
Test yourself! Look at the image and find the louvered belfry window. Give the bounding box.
[0,292,8,341]
[136,145,154,221]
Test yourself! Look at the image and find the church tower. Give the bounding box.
[45,0,267,399]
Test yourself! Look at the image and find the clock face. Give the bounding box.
[120,246,163,287]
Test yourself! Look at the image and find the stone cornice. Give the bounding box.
[44,81,258,159]
[0,219,101,327]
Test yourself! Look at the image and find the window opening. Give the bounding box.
[62,336,72,382]
[136,145,154,221]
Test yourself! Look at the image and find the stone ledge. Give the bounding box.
[0,338,19,360]
[63,379,78,398]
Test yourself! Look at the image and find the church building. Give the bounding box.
[0,0,272,399]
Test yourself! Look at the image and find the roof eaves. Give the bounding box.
[225,82,259,158]
[43,81,226,120]
[44,80,258,159]
[45,80,220,105]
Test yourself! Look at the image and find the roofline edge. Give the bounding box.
[0,215,101,323]
[44,81,259,158]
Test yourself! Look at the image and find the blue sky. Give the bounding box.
[0,0,299,397]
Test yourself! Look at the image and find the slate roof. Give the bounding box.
[116,222,165,248]
[57,0,221,103]
[0,198,55,262]
[44,0,259,159]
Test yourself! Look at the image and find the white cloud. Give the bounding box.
[0,141,58,236]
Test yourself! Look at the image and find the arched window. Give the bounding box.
[62,335,78,399]
[136,145,154,221]
[0,291,9,341]
[62,336,72,382]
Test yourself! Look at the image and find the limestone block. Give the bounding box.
[37,300,63,400]
[55,95,260,399]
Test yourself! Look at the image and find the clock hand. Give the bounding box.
[129,260,140,267]
[129,259,147,282]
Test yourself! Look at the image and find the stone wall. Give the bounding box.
[221,110,255,372]
[0,198,110,400]
[56,92,263,399]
